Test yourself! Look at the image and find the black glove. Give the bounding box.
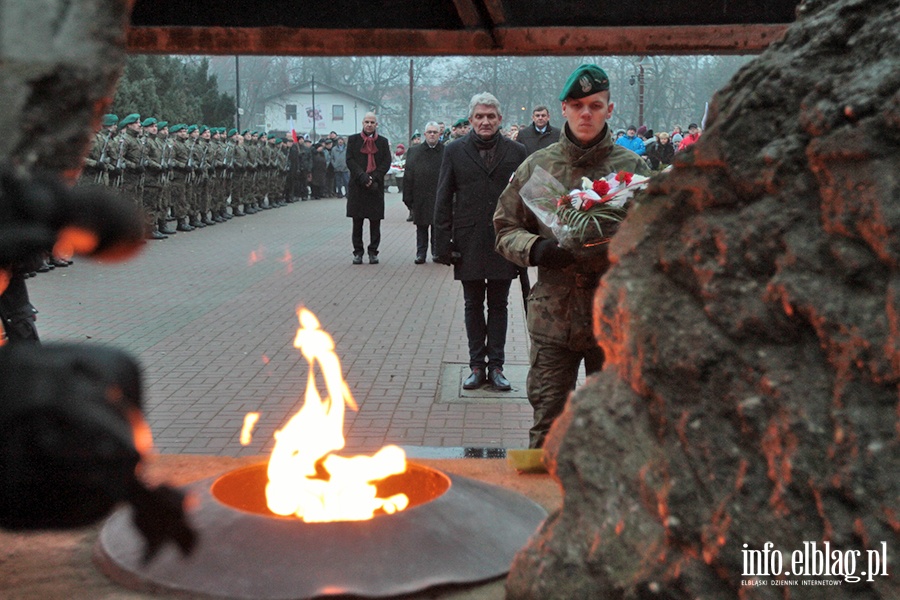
[357,172,373,187]
[434,254,453,266]
[530,238,575,269]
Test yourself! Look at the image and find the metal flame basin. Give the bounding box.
[94,461,547,599]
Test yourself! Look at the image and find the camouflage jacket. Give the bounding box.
[119,128,145,173]
[493,124,650,350]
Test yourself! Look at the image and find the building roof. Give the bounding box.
[127,1,800,56]
[263,81,378,108]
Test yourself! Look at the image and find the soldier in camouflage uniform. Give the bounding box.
[139,117,168,239]
[116,113,148,232]
[232,129,250,215]
[168,124,194,232]
[243,131,260,213]
[78,113,118,187]
[156,121,177,234]
[494,64,651,448]
[208,128,228,222]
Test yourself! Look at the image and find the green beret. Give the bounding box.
[101,113,118,127]
[241,129,249,136]
[227,128,238,136]
[199,125,209,134]
[169,124,185,133]
[411,130,421,140]
[274,138,283,144]
[157,121,168,129]
[558,64,610,101]
[453,118,468,128]
[141,117,157,127]
[187,125,197,134]
[118,113,140,128]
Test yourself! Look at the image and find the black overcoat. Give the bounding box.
[345,132,391,220]
[433,132,526,281]
[401,142,444,227]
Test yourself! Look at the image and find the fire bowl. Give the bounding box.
[94,462,547,599]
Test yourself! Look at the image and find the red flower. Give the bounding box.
[592,180,610,195]
[582,198,596,210]
[616,171,633,185]
[557,194,571,208]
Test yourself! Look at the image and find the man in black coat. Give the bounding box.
[515,105,561,156]
[434,92,527,391]
[346,112,391,264]
[402,121,444,264]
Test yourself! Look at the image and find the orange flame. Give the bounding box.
[241,412,260,446]
[248,246,265,266]
[279,247,293,274]
[262,308,408,522]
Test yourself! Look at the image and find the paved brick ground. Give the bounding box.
[27,192,535,456]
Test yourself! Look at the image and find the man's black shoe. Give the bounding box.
[463,367,486,390]
[369,254,379,264]
[352,254,363,265]
[414,255,425,264]
[488,368,511,391]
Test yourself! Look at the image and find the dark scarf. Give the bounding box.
[360,131,379,173]
[472,130,501,169]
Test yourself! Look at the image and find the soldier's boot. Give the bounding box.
[176,217,194,232]
[191,213,206,228]
[233,204,246,217]
[220,207,233,220]
[147,223,168,240]
[202,211,217,226]
[158,218,177,235]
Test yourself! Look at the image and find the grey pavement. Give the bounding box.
[27,191,536,456]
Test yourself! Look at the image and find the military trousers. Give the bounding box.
[527,338,604,449]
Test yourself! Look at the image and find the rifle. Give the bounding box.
[185,138,198,183]
[95,131,113,184]
[222,144,234,179]
[197,142,210,180]
[138,137,148,189]
[114,135,126,187]
[159,139,172,184]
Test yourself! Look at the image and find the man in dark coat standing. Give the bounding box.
[434,92,527,391]
[346,112,391,264]
[402,121,444,264]
[515,105,561,156]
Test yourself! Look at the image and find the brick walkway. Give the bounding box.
[27,192,535,456]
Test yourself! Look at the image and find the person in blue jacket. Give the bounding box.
[615,125,646,155]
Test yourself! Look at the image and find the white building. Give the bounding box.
[262,81,379,140]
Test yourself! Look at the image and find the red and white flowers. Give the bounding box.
[520,166,650,256]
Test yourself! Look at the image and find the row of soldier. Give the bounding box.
[78,113,303,239]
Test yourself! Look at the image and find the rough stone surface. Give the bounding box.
[507,0,900,598]
[0,0,130,179]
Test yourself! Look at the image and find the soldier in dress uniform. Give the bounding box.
[228,128,247,216]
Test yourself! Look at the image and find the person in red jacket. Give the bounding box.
[677,122,701,152]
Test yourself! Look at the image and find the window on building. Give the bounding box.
[332,105,344,121]
[285,104,297,120]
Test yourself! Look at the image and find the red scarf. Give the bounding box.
[360,132,379,173]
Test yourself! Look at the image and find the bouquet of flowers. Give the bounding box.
[519,166,649,256]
